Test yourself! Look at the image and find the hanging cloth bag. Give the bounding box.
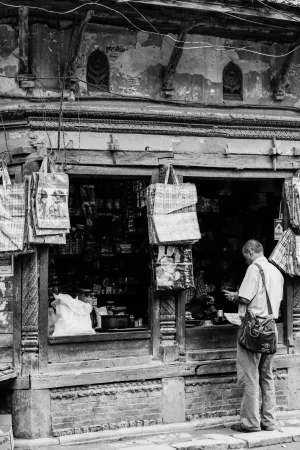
[0,163,25,252]
[238,263,277,354]
[36,156,70,230]
[147,164,201,245]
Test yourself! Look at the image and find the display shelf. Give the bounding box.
[48,329,151,344]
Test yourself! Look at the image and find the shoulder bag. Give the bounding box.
[238,263,277,354]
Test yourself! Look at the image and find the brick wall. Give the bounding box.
[185,376,242,421]
[50,380,163,437]
[274,369,289,411]
[185,369,289,421]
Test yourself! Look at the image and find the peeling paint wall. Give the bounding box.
[1,21,300,105]
[0,24,22,95]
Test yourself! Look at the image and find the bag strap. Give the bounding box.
[164,163,180,186]
[39,156,48,174]
[254,263,273,316]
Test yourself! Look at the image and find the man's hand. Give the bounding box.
[223,290,238,302]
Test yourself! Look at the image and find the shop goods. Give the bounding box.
[238,264,277,355]
[269,227,300,276]
[36,156,70,230]
[26,156,70,244]
[146,164,200,245]
[51,293,95,336]
[0,164,25,253]
[152,245,194,290]
[285,177,300,230]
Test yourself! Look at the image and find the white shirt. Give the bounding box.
[238,256,284,319]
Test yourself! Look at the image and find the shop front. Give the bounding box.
[1,103,300,441]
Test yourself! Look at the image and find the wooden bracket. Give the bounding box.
[274,36,300,101]
[18,6,29,74]
[17,6,36,89]
[162,20,195,98]
[67,9,94,86]
[107,134,120,164]
[269,137,282,171]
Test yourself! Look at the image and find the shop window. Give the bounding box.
[185,179,283,339]
[86,49,109,91]
[223,62,243,101]
[49,179,150,337]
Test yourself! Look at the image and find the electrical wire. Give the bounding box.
[122,0,285,35]
[0,0,294,51]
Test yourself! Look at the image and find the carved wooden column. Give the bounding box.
[21,252,39,374]
[293,279,300,339]
[162,21,194,98]
[159,292,178,362]
[274,37,300,101]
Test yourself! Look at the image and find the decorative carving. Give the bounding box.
[276,368,288,380]
[293,309,300,333]
[223,62,243,101]
[52,418,163,437]
[187,410,239,421]
[87,49,109,91]
[162,21,195,98]
[159,293,176,344]
[51,380,162,400]
[294,278,300,307]
[21,252,39,372]
[29,116,300,140]
[185,376,237,387]
[274,37,300,101]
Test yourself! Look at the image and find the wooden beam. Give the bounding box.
[55,149,300,171]
[18,6,29,74]
[274,37,300,101]
[116,0,300,25]
[38,247,49,370]
[162,20,195,97]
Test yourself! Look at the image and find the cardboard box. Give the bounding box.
[0,415,14,450]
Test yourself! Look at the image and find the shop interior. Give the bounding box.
[186,178,283,327]
[49,178,150,334]
[48,177,283,335]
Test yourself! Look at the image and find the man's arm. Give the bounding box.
[223,290,250,306]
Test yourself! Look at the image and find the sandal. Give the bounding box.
[231,423,260,433]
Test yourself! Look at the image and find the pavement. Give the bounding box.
[14,413,300,450]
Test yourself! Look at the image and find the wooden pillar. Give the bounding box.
[176,291,186,361]
[159,292,179,362]
[21,252,39,374]
[282,180,294,348]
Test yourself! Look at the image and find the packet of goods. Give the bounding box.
[224,313,242,326]
[94,306,108,328]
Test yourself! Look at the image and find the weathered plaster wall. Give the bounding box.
[1,21,300,105]
[26,23,300,106]
[0,24,23,95]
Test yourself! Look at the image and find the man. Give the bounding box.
[224,240,284,433]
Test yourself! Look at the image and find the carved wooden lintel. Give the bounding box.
[162,21,195,98]
[274,37,300,101]
[67,10,94,88]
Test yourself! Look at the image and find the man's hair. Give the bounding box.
[242,239,264,254]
